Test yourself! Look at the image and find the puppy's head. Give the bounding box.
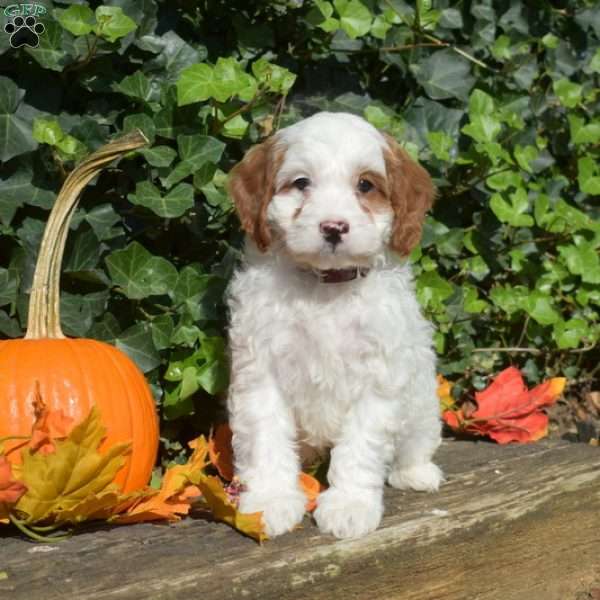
[228,112,435,269]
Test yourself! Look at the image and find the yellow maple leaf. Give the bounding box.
[15,407,131,523]
[53,489,142,524]
[193,473,267,543]
[437,374,455,412]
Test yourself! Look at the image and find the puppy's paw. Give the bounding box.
[313,487,383,539]
[388,461,444,492]
[239,489,306,537]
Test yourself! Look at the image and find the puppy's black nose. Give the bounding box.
[319,220,350,246]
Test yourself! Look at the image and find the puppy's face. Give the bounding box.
[229,112,435,270]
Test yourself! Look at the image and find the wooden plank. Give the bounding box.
[1,440,599,600]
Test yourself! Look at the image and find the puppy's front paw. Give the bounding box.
[313,487,383,539]
[388,461,444,492]
[239,489,306,537]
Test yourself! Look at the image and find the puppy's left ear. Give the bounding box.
[228,137,281,252]
[384,134,436,257]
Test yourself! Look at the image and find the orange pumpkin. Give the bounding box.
[0,131,159,493]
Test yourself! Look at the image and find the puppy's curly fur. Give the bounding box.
[227,112,443,539]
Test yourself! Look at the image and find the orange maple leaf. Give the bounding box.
[208,423,234,481]
[0,456,27,507]
[299,472,323,512]
[29,384,75,455]
[113,437,210,524]
[443,367,566,444]
[207,423,326,509]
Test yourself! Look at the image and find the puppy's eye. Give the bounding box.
[358,178,374,193]
[293,177,310,191]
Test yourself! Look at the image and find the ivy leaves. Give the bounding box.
[0,77,37,162]
[1,0,599,463]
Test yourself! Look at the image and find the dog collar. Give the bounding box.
[315,267,370,283]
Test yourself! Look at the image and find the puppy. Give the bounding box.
[226,112,442,539]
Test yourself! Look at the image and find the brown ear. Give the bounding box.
[227,137,282,252]
[384,134,436,256]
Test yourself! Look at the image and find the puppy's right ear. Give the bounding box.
[228,137,281,252]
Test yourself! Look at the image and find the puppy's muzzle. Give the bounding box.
[319,220,350,248]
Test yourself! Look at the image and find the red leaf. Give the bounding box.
[443,368,565,444]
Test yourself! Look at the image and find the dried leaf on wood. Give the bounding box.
[443,367,566,443]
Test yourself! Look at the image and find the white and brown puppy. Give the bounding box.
[227,111,442,539]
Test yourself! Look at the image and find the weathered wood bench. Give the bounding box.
[1,439,599,600]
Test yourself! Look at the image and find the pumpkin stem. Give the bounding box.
[25,131,148,340]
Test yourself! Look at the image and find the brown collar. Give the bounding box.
[315,267,370,283]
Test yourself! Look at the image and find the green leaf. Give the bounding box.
[468,89,494,116]
[553,319,589,349]
[416,271,453,310]
[25,20,69,72]
[333,0,372,39]
[60,292,94,337]
[128,181,195,218]
[179,134,226,166]
[163,134,225,187]
[463,285,488,313]
[32,118,64,146]
[462,255,490,281]
[55,5,95,36]
[427,131,453,161]
[553,78,582,108]
[95,6,137,43]
[590,48,600,73]
[64,228,101,272]
[140,145,177,167]
[315,0,334,18]
[114,71,152,102]
[251,59,296,95]
[0,163,53,225]
[150,314,174,351]
[115,323,161,373]
[440,8,463,28]
[176,58,257,106]
[123,113,155,144]
[490,189,534,227]
[105,241,178,300]
[486,170,522,191]
[221,114,249,139]
[541,34,559,49]
[462,115,502,143]
[569,115,600,145]
[558,242,600,284]
[490,285,528,316]
[0,267,18,307]
[173,266,211,304]
[0,77,37,162]
[85,204,121,240]
[524,291,561,326]
[577,157,600,195]
[414,49,475,101]
[514,145,538,173]
[176,63,214,106]
[370,15,391,39]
